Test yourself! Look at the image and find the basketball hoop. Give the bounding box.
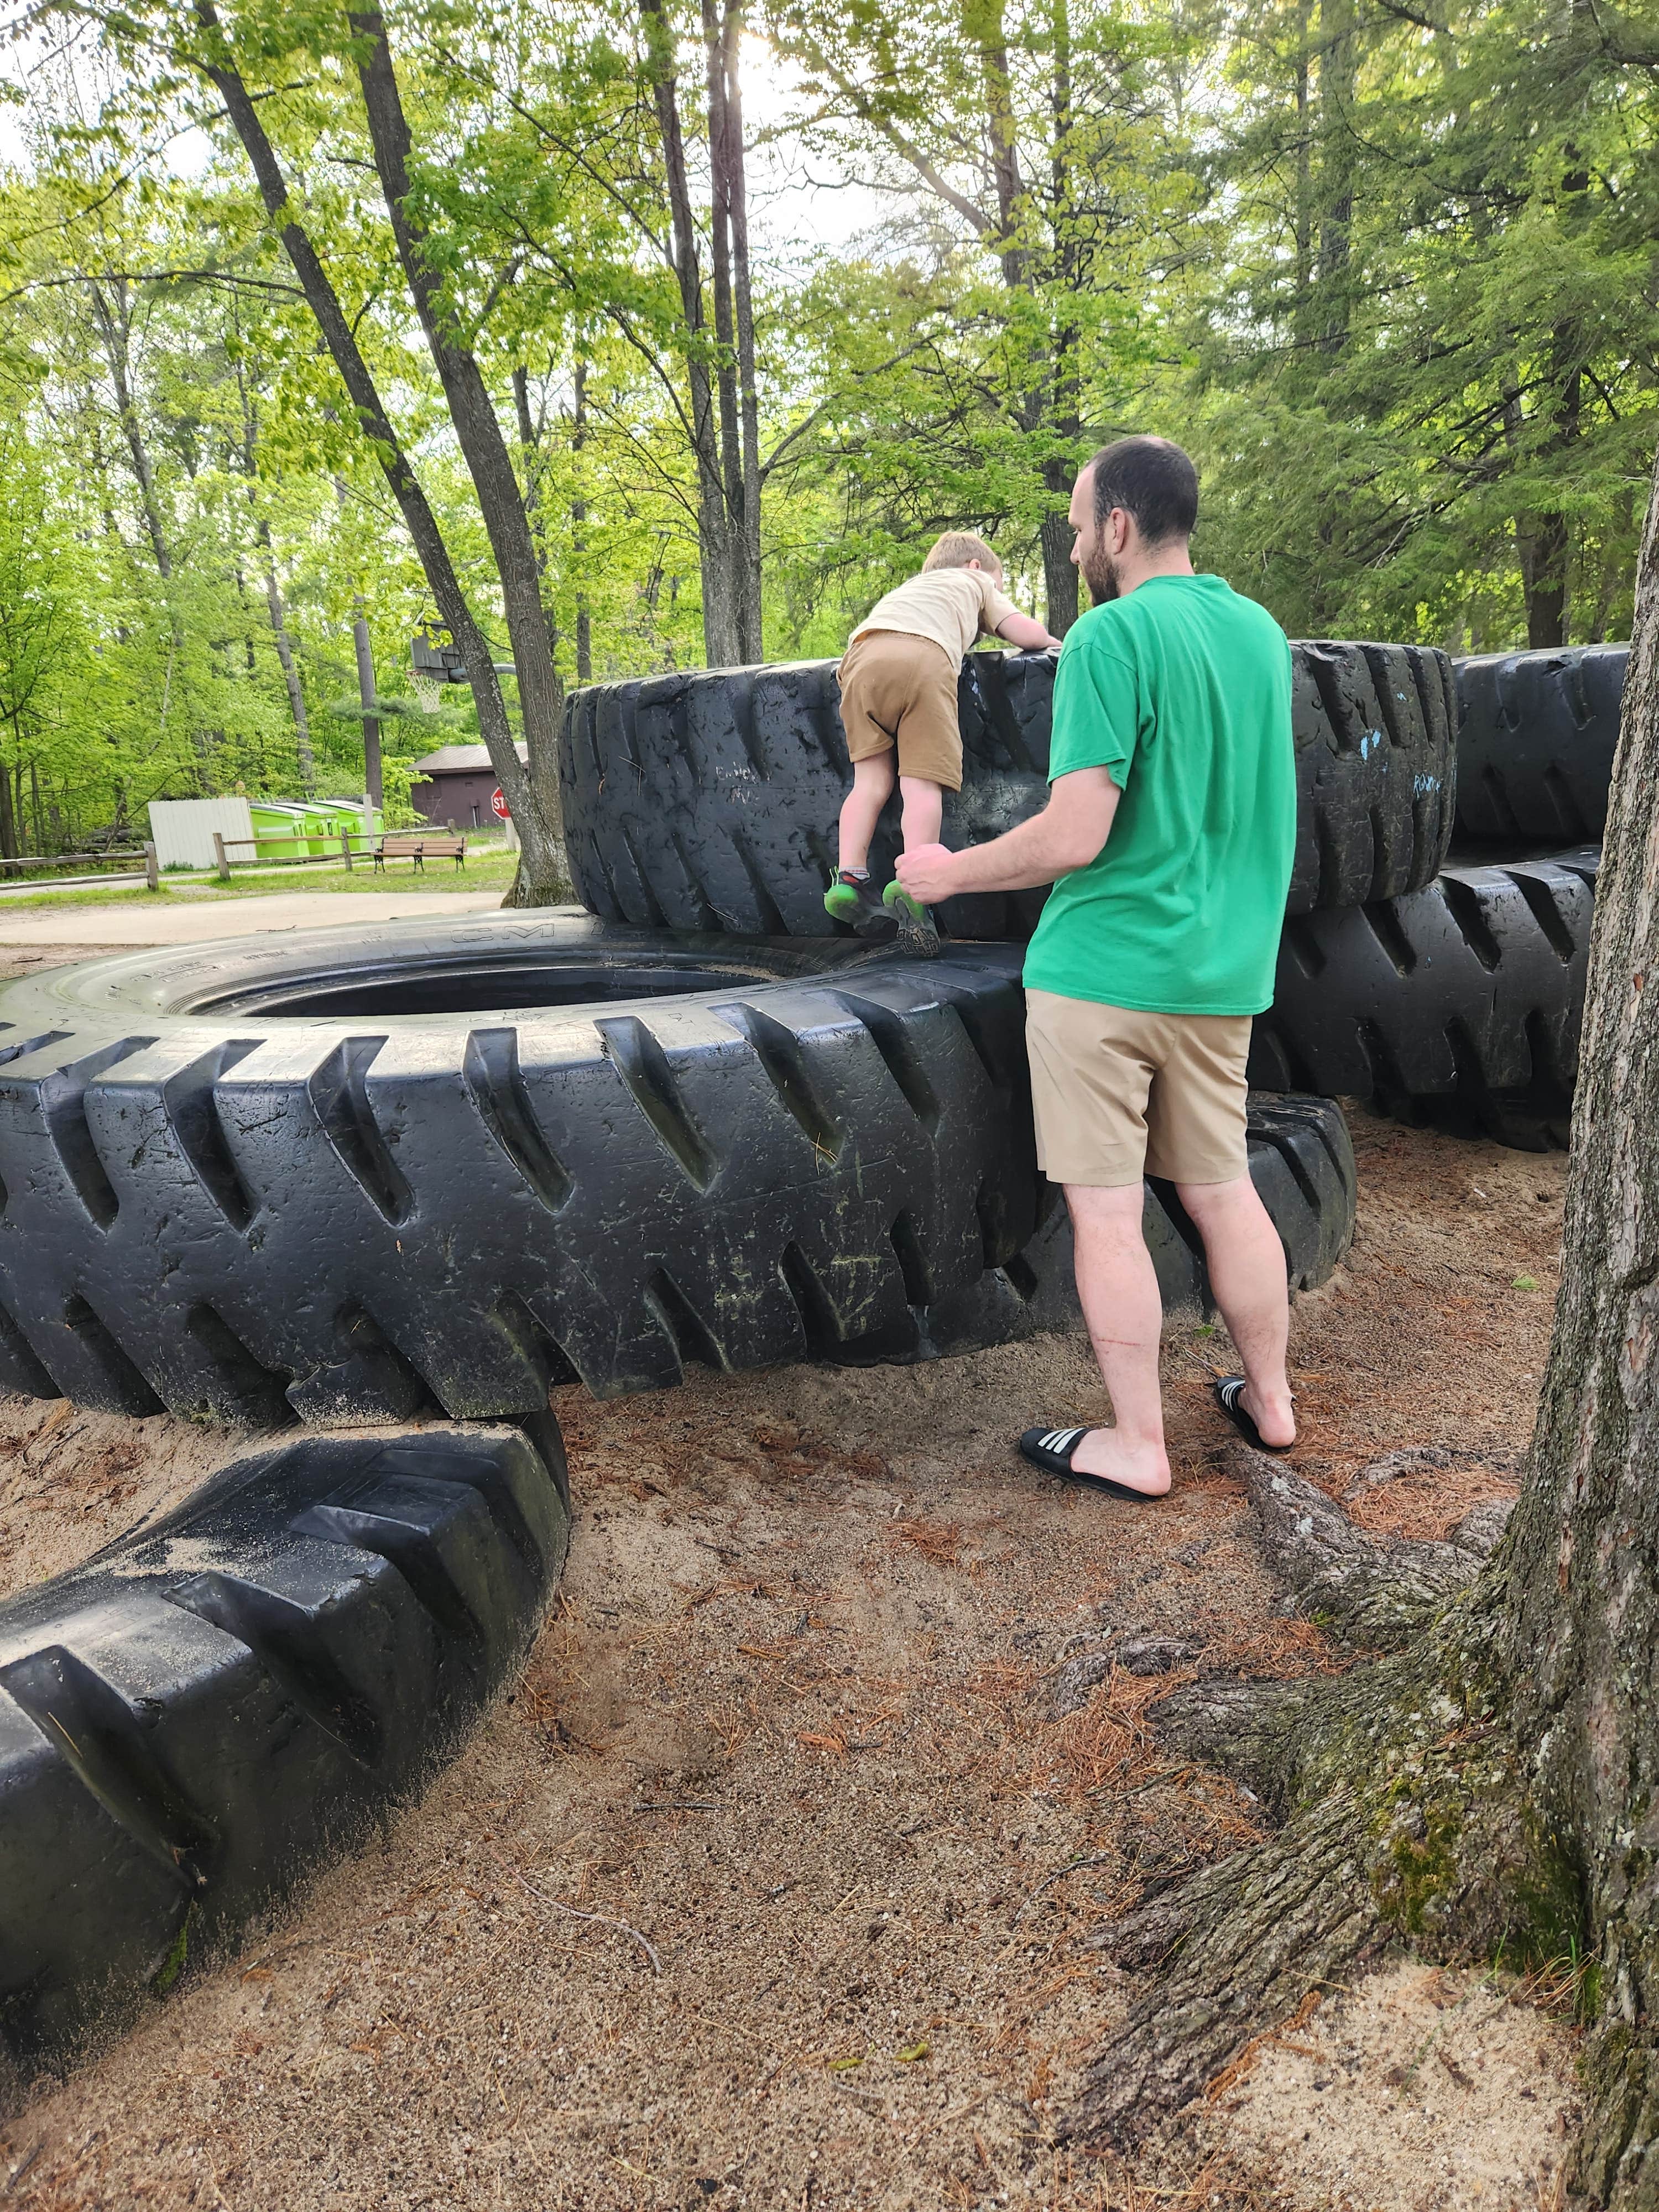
[411,667,446,715]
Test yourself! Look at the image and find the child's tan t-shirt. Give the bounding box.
[849,567,1019,667]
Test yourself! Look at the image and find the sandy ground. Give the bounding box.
[0,890,514,946]
[0,1110,1579,2210]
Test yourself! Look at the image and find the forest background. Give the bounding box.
[0,0,1650,858]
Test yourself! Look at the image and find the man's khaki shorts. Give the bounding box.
[1025,989,1254,1187]
[836,630,963,791]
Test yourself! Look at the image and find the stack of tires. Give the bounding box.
[565,635,1624,1159]
[1253,643,1624,1149]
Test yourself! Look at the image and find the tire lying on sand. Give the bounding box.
[924,1093,1358,1357]
[0,916,1042,1418]
[0,1421,568,2075]
[1248,847,1600,1147]
[1454,643,1627,845]
[559,640,1457,940]
[0,915,1357,1424]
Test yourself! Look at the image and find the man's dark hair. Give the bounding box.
[1087,436,1199,546]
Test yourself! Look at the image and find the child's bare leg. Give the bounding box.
[898,775,943,853]
[837,752,896,873]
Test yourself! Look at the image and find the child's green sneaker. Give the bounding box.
[882,878,939,938]
[825,870,900,941]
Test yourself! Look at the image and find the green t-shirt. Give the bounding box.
[1022,574,1295,1016]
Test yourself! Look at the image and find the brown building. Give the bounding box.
[409,742,529,828]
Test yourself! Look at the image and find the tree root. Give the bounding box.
[1065,1448,1577,2152]
[1235,1443,1493,1650]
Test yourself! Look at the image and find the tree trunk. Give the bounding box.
[723,6,763,660]
[260,536,314,790]
[1526,343,1582,648]
[1066,439,1659,2209]
[348,8,566,883]
[191,2,562,901]
[640,0,740,667]
[1495,435,1659,2197]
[1042,0,1079,637]
[1314,0,1354,353]
[352,607,382,811]
[86,277,175,588]
[0,733,17,870]
[572,361,592,685]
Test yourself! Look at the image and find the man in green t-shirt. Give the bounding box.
[895,436,1297,1501]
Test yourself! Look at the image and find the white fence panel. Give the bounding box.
[148,796,255,872]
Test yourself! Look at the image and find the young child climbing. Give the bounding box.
[824,534,1062,940]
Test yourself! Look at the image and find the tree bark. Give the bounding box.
[348,7,566,881]
[641,0,739,667]
[1041,0,1080,637]
[572,360,592,685]
[191,3,561,900]
[259,536,314,790]
[704,0,762,660]
[1496,435,1659,2197]
[351,606,382,811]
[86,277,175,588]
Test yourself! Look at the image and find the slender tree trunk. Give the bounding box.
[192,2,561,901]
[352,607,382,810]
[572,360,592,684]
[1527,342,1583,648]
[722,3,763,659]
[640,0,740,666]
[510,363,562,664]
[86,278,175,587]
[0,733,17,869]
[1314,0,1355,352]
[259,534,314,789]
[1041,0,1079,637]
[702,0,762,660]
[348,8,566,865]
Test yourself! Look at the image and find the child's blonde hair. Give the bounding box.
[922,531,1001,578]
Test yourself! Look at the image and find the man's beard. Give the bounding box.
[1082,544,1123,604]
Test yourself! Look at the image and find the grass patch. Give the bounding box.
[0,847,523,912]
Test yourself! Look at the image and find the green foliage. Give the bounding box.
[0,0,1644,853]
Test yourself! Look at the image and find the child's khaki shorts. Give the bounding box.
[1025,989,1254,1187]
[836,630,963,791]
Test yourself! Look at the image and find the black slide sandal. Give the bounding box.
[1018,1426,1164,1502]
[1212,1376,1293,1453]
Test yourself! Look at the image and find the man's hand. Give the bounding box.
[894,842,962,905]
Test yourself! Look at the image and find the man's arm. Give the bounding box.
[893,766,1120,903]
[995,611,1063,650]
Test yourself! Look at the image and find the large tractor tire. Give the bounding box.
[924,1093,1358,1355]
[560,641,1457,940]
[0,917,1357,1424]
[1249,847,1600,1146]
[0,919,1040,1418]
[0,1421,568,2073]
[1454,643,1627,845]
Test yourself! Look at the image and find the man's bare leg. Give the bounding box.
[1176,1173,1296,1447]
[1061,1182,1172,1495]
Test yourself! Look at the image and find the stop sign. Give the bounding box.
[491,786,509,821]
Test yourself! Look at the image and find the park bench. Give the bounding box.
[372,832,467,873]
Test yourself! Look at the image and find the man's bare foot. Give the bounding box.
[1068,1426,1171,1496]
[1240,1385,1296,1449]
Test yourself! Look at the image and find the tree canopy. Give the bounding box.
[0,0,1648,864]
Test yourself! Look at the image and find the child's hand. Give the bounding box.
[895,843,960,905]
